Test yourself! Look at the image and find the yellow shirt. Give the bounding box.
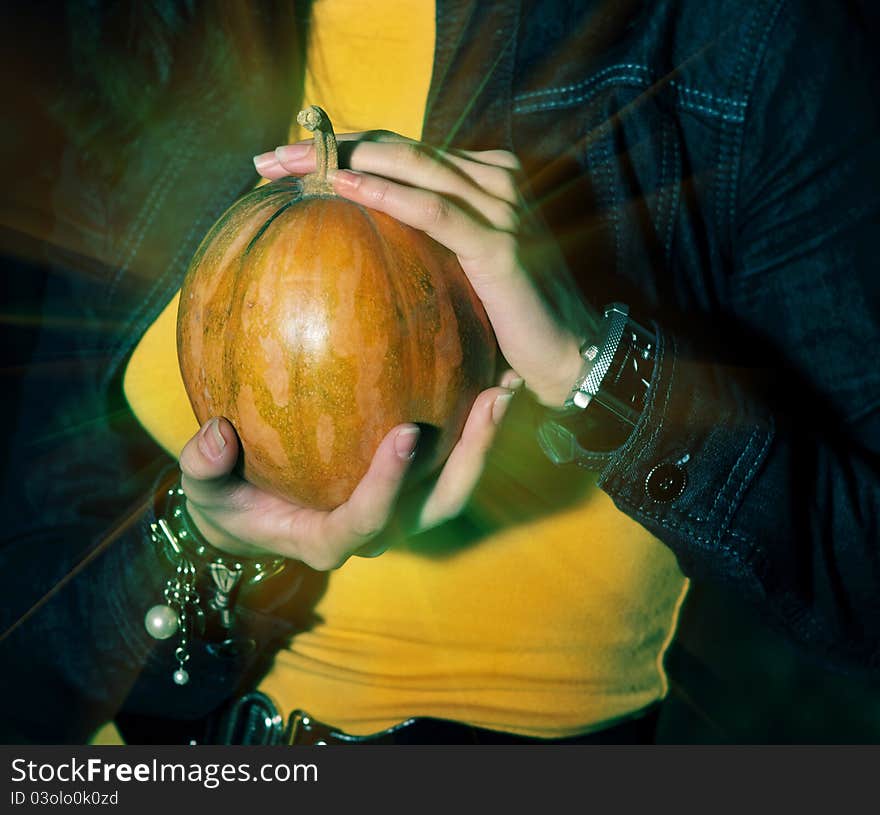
[123,0,688,739]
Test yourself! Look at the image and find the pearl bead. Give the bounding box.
[144,605,179,640]
[173,668,189,686]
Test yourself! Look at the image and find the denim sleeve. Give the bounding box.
[0,263,304,746]
[597,1,880,670]
[0,324,294,744]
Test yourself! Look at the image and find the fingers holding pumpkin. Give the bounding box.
[327,168,516,272]
[177,417,420,570]
[498,368,525,390]
[417,385,513,529]
[178,418,246,509]
[335,141,520,230]
[197,422,418,571]
[314,423,421,568]
[341,140,523,215]
[257,134,522,209]
[253,129,409,180]
[178,417,292,558]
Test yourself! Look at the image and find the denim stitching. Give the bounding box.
[645,329,675,454]
[598,130,622,279]
[105,129,195,305]
[723,417,774,533]
[513,64,745,114]
[728,0,788,230]
[514,75,652,114]
[715,102,738,251]
[655,120,670,254]
[664,133,680,266]
[105,181,168,306]
[576,451,616,471]
[705,425,760,527]
[655,120,680,271]
[514,62,651,102]
[731,2,761,100]
[710,2,760,253]
[107,145,193,307]
[612,498,747,563]
[106,160,176,290]
[720,1,766,248]
[676,99,745,123]
[516,76,747,126]
[669,83,747,108]
[715,126,729,242]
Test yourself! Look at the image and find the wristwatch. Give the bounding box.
[537,303,657,466]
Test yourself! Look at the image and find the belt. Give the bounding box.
[207,692,660,745]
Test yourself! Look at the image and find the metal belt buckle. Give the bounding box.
[285,709,338,745]
[213,691,286,745]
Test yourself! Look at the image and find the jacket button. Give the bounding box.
[645,462,687,502]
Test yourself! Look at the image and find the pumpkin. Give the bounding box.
[177,106,496,510]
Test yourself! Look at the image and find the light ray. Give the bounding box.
[0,482,165,646]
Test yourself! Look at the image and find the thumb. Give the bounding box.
[178,417,240,483]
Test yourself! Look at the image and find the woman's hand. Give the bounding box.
[178,376,514,569]
[254,132,593,407]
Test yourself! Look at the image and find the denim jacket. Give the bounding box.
[2,0,879,742]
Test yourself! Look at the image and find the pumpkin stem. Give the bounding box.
[297,105,338,196]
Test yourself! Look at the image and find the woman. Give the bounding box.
[2,0,879,743]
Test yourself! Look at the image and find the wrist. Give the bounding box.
[528,337,586,408]
[184,502,272,559]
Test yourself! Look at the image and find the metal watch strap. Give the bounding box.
[537,303,657,466]
[568,303,631,409]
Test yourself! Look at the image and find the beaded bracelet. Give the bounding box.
[144,482,286,686]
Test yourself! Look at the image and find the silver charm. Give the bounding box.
[208,561,244,629]
[149,484,287,688]
[150,517,200,686]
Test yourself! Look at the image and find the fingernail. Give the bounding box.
[505,376,524,390]
[253,151,279,170]
[492,392,514,425]
[327,169,362,188]
[394,426,420,460]
[274,143,312,162]
[199,418,226,460]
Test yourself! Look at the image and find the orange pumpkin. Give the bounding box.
[177,107,496,510]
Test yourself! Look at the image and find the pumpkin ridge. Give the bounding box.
[243,197,298,258]
[358,210,425,426]
[224,203,290,433]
